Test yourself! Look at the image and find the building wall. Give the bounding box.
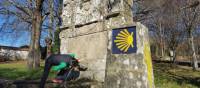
[0,49,28,61]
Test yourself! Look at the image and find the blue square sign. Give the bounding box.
[112,26,137,54]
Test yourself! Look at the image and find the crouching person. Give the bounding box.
[53,64,81,83]
[39,53,81,88]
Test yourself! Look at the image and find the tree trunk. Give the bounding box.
[53,28,61,54]
[154,45,159,58]
[45,37,52,57]
[48,0,54,39]
[159,22,164,58]
[52,0,63,54]
[189,33,198,70]
[172,50,176,63]
[45,0,54,57]
[27,0,43,69]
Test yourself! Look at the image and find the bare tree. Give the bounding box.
[135,0,199,66]
[134,0,168,58]
[52,0,63,54]
[48,0,54,39]
[139,0,200,70]
[0,0,46,69]
[25,0,45,69]
[0,0,64,69]
[180,0,200,70]
[44,0,54,57]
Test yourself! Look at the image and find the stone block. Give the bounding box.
[60,31,108,82]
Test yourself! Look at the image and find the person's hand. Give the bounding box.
[78,65,88,71]
[74,66,79,71]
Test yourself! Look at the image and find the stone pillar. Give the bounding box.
[60,0,154,88]
[105,23,154,88]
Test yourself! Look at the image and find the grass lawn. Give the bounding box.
[154,62,200,88]
[0,61,55,80]
[0,61,200,88]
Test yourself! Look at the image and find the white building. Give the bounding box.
[0,46,29,61]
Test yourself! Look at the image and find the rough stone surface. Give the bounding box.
[61,30,108,82]
[105,23,154,88]
[62,0,103,27]
[60,0,154,88]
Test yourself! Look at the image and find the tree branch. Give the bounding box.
[7,0,32,16]
[1,9,32,24]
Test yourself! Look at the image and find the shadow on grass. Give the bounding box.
[0,68,27,79]
[12,78,99,88]
[167,71,200,87]
[154,62,200,88]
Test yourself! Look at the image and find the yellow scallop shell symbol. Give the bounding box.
[114,29,134,52]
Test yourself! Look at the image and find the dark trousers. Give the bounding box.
[56,69,80,81]
[39,59,52,88]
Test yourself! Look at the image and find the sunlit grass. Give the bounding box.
[0,61,55,80]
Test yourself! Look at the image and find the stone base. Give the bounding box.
[104,23,154,88]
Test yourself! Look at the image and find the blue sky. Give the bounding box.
[0,15,48,47]
[0,14,28,47]
[0,0,30,47]
[0,0,59,47]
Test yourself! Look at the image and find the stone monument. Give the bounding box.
[60,0,154,88]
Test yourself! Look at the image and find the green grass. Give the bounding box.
[154,62,200,88]
[0,61,55,80]
[0,61,200,88]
